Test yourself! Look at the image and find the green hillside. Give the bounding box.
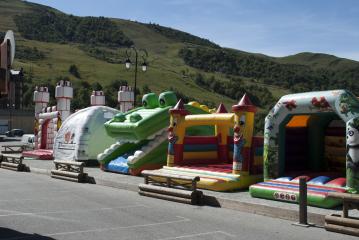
[276,52,359,70]
[1,0,358,133]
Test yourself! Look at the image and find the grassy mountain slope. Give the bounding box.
[1,0,358,133]
[276,52,359,70]
[1,0,235,107]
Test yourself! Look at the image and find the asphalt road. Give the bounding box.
[0,169,356,240]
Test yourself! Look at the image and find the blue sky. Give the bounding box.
[28,0,359,60]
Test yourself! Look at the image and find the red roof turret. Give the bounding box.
[216,103,228,113]
[232,93,257,112]
[169,99,189,115]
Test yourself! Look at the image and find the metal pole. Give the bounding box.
[10,107,12,130]
[134,49,138,107]
[299,177,307,225]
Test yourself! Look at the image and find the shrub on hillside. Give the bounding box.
[15,9,133,47]
[179,47,359,95]
[147,23,219,48]
[69,64,81,78]
[16,46,45,61]
[78,45,123,64]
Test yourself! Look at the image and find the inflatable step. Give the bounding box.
[307,176,331,185]
[105,155,130,174]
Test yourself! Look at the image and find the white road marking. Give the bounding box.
[44,216,190,237]
[157,231,236,239]
[1,216,191,240]
[0,190,76,202]
[0,208,19,213]
[0,204,146,217]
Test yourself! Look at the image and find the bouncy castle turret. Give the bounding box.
[167,99,189,167]
[231,94,256,174]
[91,90,105,106]
[33,86,50,118]
[55,80,73,121]
[33,86,50,144]
[118,86,134,112]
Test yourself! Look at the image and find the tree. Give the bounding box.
[194,73,205,86]
[103,79,128,108]
[69,64,81,78]
[91,82,103,91]
[142,85,151,94]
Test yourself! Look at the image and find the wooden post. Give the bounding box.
[343,202,349,218]
[191,180,197,191]
[293,177,310,227]
[325,192,359,236]
[166,177,171,187]
[299,177,308,225]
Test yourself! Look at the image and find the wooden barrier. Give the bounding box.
[139,170,203,205]
[325,192,359,236]
[0,154,25,171]
[1,145,24,154]
[51,160,87,183]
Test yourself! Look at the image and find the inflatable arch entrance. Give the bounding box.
[250,90,359,208]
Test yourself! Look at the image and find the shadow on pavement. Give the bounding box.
[203,195,221,207]
[0,227,55,240]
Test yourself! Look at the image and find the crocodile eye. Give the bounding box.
[114,113,126,122]
[349,130,354,137]
[129,113,142,123]
[142,93,159,109]
[158,91,178,108]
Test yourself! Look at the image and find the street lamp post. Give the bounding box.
[7,102,15,130]
[124,46,148,107]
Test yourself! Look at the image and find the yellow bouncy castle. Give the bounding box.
[152,94,263,191]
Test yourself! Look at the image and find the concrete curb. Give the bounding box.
[28,166,51,175]
[204,196,325,226]
[27,165,325,226]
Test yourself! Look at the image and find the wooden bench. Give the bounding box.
[139,170,203,205]
[1,145,24,154]
[51,160,88,183]
[0,154,25,171]
[325,192,359,236]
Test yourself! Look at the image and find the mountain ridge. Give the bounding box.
[1,0,358,128]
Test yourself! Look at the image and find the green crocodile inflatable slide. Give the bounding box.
[97,91,213,175]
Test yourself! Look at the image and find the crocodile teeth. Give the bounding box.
[110,144,118,150]
[97,153,105,160]
[127,156,137,162]
[134,150,144,157]
[99,127,168,162]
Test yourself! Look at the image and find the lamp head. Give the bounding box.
[125,58,131,69]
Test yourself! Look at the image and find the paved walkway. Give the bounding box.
[19,158,359,226]
[1,142,358,226]
[2,169,355,240]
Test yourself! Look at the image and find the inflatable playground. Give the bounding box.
[53,105,120,162]
[23,80,73,160]
[147,94,264,191]
[250,90,359,208]
[24,83,135,161]
[21,79,359,209]
[97,91,215,175]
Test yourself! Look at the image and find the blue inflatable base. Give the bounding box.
[105,155,130,174]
